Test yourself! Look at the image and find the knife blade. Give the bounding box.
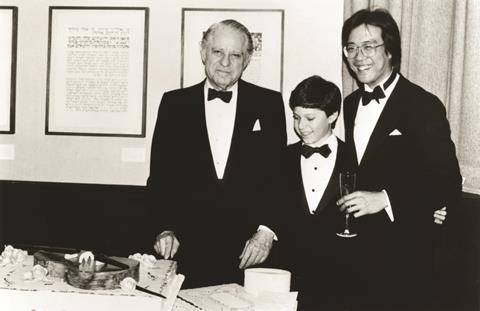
[94,253,130,270]
[135,286,203,310]
[13,244,81,255]
[135,284,167,299]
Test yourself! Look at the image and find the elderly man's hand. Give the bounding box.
[337,191,388,218]
[154,230,180,260]
[434,207,447,225]
[239,230,274,269]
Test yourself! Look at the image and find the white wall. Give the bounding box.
[0,0,343,185]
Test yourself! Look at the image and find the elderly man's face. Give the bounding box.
[201,25,251,90]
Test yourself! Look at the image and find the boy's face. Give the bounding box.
[293,107,338,145]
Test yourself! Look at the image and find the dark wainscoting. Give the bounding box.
[0,180,478,309]
[0,180,153,257]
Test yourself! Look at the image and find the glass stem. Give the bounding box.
[345,213,350,231]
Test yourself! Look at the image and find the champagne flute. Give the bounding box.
[337,171,358,238]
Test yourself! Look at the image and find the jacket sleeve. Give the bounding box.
[146,92,184,238]
[257,91,288,236]
[387,94,462,224]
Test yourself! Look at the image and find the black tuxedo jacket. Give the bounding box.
[343,74,461,235]
[279,139,352,309]
[281,139,346,262]
[147,79,286,285]
[281,139,345,244]
[342,74,462,306]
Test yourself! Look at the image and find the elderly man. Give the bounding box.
[147,19,286,288]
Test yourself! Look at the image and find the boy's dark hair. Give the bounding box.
[289,75,341,117]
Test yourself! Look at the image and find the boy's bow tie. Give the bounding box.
[301,144,331,158]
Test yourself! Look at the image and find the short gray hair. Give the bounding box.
[201,19,254,55]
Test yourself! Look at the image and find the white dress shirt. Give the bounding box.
[204,80,238,179]
[204,80,275,238]
[301,133,338,214]
[354,72,399,221]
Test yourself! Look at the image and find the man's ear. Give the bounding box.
[243,53,252,70]
[328,111,339,125]
[200,42,207,65]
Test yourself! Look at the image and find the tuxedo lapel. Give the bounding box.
[221,80,251,183]
[289,143,311,215]
[289,141,341,216]
[360,76,405,167]
[314,143,342,214]
[192,80,219,183]
[344,91,361,168]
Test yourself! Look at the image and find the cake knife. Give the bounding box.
[94,253,130,270]
[135,284,167,298]
[135,286,204,310]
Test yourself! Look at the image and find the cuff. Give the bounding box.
[258,225,278,241]
[382,189,395,222]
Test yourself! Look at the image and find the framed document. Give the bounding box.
[181,8,284,92]
[0,7,17,134]
[46,7,149,137]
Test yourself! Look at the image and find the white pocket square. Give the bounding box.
[389,129,402,136]
[252,119,261,131]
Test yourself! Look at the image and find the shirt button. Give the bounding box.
[314,167,317,170]
[312,189,315,192]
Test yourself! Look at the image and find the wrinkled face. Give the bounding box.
[293,107,338,145]
[346,24,392,88]
[201,26,251,91]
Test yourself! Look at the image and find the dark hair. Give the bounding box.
[342,8,401,71]
[289,75,341,117]
[201,19,254,55]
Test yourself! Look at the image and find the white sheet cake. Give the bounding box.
[0,248,184,311]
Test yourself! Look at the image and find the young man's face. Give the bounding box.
[293,107,338,145]
[201,25,251,91]
[346,24,392,88]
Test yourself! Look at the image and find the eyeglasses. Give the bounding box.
[343,43,385,59]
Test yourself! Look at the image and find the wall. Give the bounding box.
[0,0,343,186]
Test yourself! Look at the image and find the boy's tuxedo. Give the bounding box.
[279,138,352,310]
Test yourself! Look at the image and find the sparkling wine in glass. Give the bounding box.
[337,171,358,238]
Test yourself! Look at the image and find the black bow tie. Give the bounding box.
[362,72,397,106]
[301,144,331,158]
[362,85,385,105]
[208,88,232,103]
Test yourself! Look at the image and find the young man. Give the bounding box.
[147,19,286,288]
[280,75,350,310]
[338,8,462,309]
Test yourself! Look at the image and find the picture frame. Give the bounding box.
[181,8,284,92]
[0,6,17,134]
[46,7,149,137]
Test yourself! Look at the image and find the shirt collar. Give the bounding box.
[303,131,337,149]
[204,79,238,96]
[364,71,397,93]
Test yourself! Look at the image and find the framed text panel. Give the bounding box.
[181,8,284,92]
[46,7,149,137]
[0,6,17,134]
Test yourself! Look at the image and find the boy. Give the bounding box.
[279,75,350,310]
